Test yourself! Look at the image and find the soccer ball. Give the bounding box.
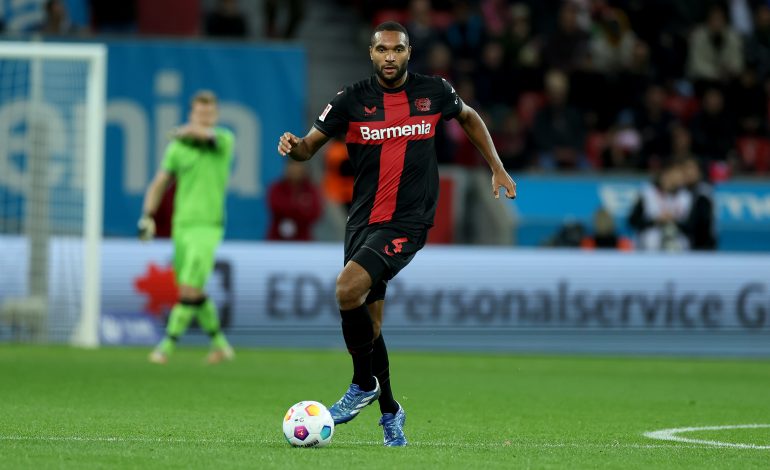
[282,401,334,448]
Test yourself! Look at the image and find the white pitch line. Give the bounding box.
[0,435,717,449]
[644,424,770,449]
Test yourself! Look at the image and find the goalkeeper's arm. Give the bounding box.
[139,170,173,240]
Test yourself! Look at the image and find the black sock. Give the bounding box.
[340,304,375,391]
[372,334,399,414]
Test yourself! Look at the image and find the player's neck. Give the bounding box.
[376,72,408,90]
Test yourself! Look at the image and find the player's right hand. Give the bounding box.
[137,215,156,241]
[278,132,300,157]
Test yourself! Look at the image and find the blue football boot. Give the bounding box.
[329,377,381,425]
[379,402,407,447]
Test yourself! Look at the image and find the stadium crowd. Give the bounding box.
[343,0,770,178]
[20,0,770,177]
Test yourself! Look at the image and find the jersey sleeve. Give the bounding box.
[439,77,464,121]
[160,140,180,173]
[313,89,349,137]
[215,127,235,162]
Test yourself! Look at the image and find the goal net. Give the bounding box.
[0,42,106,347]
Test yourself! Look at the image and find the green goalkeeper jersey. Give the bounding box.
[161,127,234,228]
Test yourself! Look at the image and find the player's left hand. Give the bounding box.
[492,170,516,200]
[137,215,156,241]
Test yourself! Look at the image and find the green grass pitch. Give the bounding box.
[1,346,768,469]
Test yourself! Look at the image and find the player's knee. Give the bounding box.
[335,279,365,308]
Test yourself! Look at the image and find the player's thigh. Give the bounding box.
[173,227,223,289]
[353,225,428,283]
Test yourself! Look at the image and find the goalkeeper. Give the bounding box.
[139,90,235,365]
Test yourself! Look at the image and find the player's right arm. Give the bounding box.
[278,89,348,161]
[277,128,330,161]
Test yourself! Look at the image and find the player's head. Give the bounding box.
[189,90,218,127]
[369,21,411,86]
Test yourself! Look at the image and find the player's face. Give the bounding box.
[370,31,411,86]
[190,102,218,128]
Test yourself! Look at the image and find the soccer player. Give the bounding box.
[139,90,236,365]
[277,22,516,446]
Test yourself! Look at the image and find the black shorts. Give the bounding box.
[344,223,429,303]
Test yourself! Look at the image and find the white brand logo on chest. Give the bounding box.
[359,121,432,140]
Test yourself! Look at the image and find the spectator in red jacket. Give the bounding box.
[267,160,322,241]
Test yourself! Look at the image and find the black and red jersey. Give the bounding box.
[313,73,463,229]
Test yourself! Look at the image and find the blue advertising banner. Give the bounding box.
[508,175,770,251]
[103,40,306,239]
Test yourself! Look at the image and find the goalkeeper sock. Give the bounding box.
[372,334,399,414]
[197,298,230,350]
[340,304,375,391]
[158,303,196,354]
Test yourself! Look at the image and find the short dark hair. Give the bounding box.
[191,90,218,106]
[370,21,410,46]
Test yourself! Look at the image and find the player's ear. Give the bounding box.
[369,45,373,61]
[408,45,412,60]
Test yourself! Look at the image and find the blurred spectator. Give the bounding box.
[492,109,529,170]
[746,4,770,78]
[322,138,354,212]
[264,0,304,39]
[480,0,509,37]
[689,87,736,163]
[541,2,590,71]
[543,220,587,247]
[601,120,642,170]
[443,0,486,75]
[670,125,698,164]
[729,0,754,36]
[205,0,248,38]
[617,41,656,112]
[89,0,137,33]
[732,65,768,136]
[631,84,677,168]
[267,160,323,241]
[688,5,744,91]
[628,163,692,251]
[590,7,636,74]
[405,0,440,74]
[425,42,455,80]
[679,157,717,250]
[40,0,79,35]
[500,3,541,91]
[580,207,633,250]
[533,70,587,169]
[474,40,514,107]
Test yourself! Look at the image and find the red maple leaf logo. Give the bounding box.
[134,263,179,316]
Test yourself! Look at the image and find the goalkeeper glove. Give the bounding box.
[138,214,156,241]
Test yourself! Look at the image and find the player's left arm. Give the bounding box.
[455,103,517,199]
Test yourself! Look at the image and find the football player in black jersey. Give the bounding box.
[278,21,516,447]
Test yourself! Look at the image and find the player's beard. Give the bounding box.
[374,62,407,86]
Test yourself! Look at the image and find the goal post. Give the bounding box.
[0,42,106,347]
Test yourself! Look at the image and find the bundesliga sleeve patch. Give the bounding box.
[319,104,332,122]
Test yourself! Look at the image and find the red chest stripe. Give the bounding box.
[345,91,440,224]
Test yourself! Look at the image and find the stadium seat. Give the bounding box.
[737,136,770,173]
